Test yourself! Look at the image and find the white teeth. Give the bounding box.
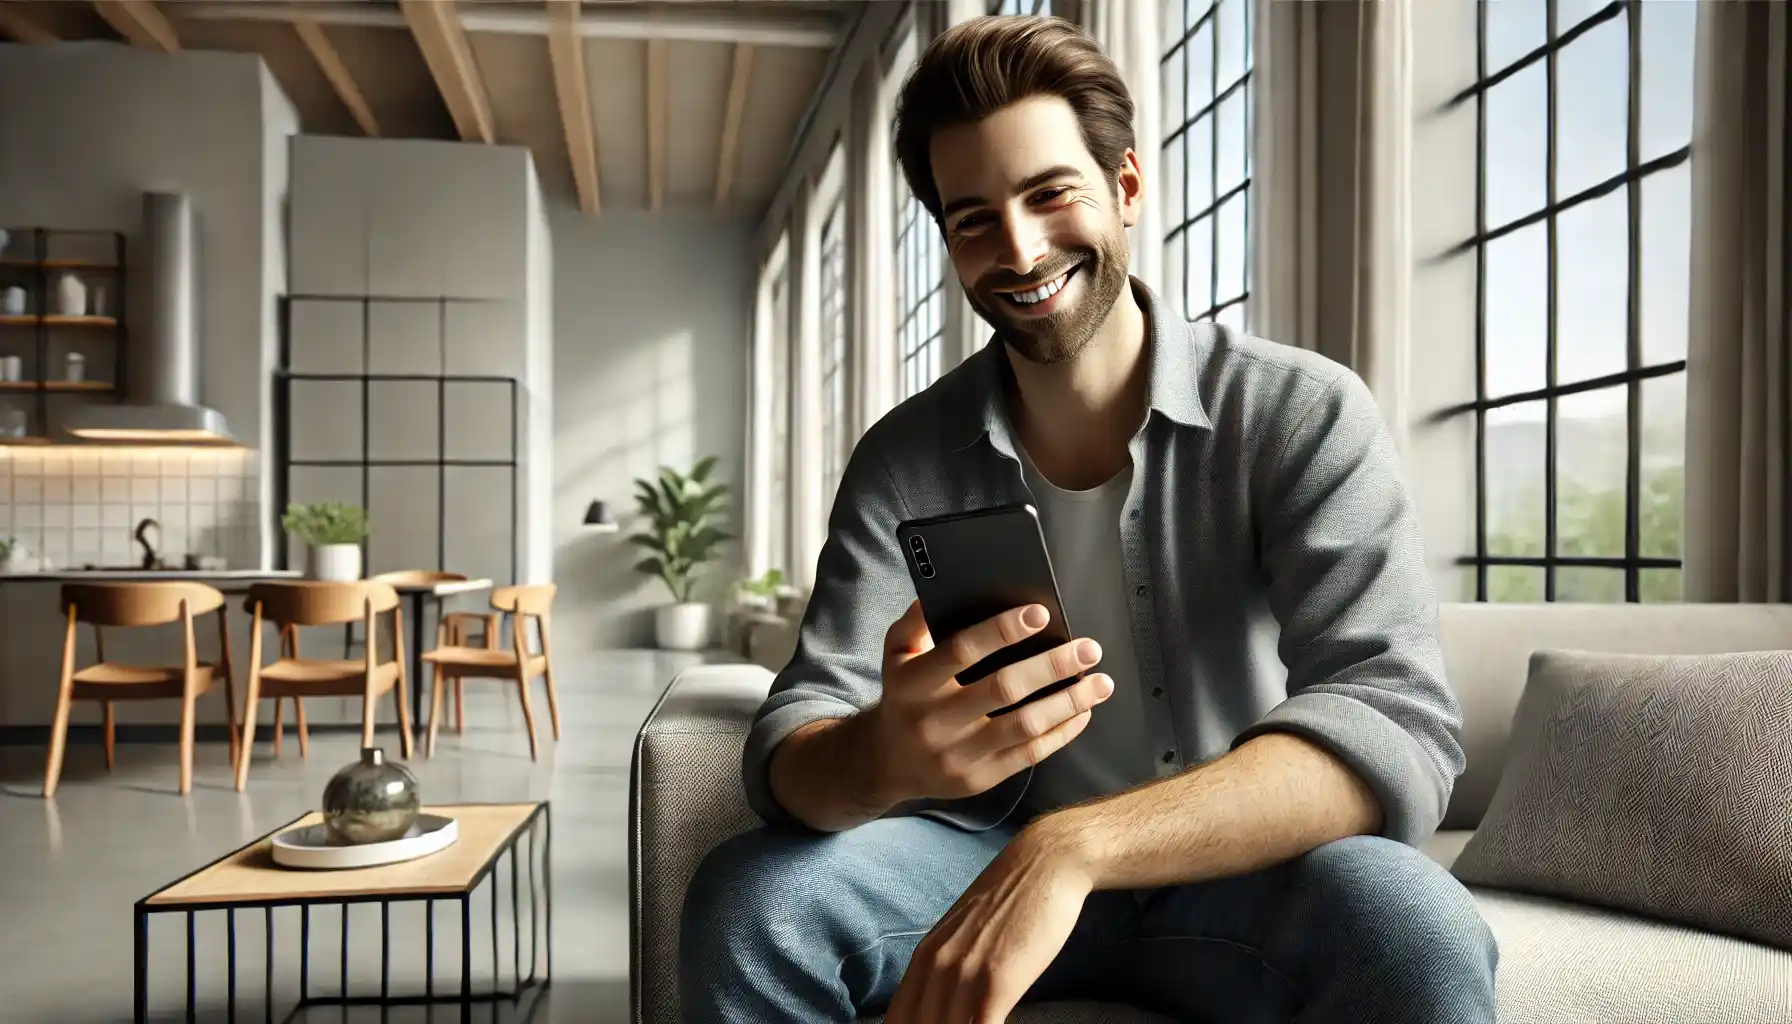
[1008,269,1072,305]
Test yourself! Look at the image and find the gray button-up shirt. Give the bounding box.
[742,279,1464,848]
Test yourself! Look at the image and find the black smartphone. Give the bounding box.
[895,504,1079,716]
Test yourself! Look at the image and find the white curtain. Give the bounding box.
[1683,0,1791,602]
[1252,0,1413,453]
[1085,0,1164,297]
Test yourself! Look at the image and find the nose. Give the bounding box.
[994,208,1051,277]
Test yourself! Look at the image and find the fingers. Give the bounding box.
[983,707,1096,780]
[910,603,1051,680]
[953,636,1104,718]
[883,599,934,660]
[970,672,1115,758]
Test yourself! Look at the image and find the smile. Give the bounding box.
[998,265,1080,312]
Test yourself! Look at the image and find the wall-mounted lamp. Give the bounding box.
[583,500,618,533]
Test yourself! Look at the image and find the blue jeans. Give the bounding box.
[680,816,1497,1022]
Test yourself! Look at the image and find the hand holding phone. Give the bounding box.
[866,599,1114,804]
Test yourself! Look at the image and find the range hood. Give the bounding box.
[65,191,235,444]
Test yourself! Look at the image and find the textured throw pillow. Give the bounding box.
[1452,648,1792,952]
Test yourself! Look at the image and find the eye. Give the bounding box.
[1031,186,1071,204]
[952,213,990,233]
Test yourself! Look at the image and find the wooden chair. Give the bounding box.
[235,581,412,791]
[337,570,490,733]
[424,584,560,761]
[43,582,238,798]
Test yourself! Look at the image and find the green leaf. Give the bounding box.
[690,455,719,484]
[633,557,665,577]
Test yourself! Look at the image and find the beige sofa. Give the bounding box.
[631,603,1792,1022]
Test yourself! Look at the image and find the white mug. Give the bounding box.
[0,355,20,382]
[1,286,24,316]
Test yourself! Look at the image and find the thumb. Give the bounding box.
[884,599,935,661]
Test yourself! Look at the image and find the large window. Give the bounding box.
[990,0,1049,15]
[1451,0,1694,603]
[895,180,946,399]
[767,267,791,576]
[819,201,848,511]
[1160,0,1252,331]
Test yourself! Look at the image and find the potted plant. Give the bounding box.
[282,502,369,582]
[631,456,733,650]
[734,568,785,612]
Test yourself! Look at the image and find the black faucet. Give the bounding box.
[134,518,162,571]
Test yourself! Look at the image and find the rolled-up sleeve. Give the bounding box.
[740,433,917,827]
[1232,368,1465,847]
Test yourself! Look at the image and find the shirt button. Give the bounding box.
[1129,509,1140,520]
[1151,686,1164,698]
[1135,585,1148,596]
[1161,750,1175,764]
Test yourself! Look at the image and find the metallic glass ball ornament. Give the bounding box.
[322,747,421,845]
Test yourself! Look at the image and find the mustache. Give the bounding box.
[977,252,1089,293]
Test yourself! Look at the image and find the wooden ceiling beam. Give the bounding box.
[547,0,601,214]
[646,38,667,212]
[293,17,380,138]
[398,0,495,144]
[715,43,756,207]
[0,3,58,43]
[94,1,179,53]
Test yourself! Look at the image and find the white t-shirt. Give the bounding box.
[1014,441,1154,817]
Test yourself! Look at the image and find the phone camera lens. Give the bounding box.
[909,536,925,551]
[918,561,935,579]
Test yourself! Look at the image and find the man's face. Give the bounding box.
[929,94,1142,365]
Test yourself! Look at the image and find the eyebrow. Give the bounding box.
[940,165,1086,221]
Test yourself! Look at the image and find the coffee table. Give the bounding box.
[133,802,551,1023]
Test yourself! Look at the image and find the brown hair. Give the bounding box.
[893,15,1135,222]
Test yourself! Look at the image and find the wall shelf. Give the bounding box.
[0,436,52,446]
[0,315,119,328]
[0,380,114,393]
[0,227,127,441]
[0,259,119,271]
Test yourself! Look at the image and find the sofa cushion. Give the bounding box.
[1436,603,1792,830]
[1452,649,1792,952]
[1473,888,1792,1023]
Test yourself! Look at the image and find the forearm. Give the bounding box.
[1028,732,1383,891]
[767,712,902,832]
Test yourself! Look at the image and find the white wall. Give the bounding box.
[285,135,549,589]
[550,206,757,649]
[0,42,293,567]
[259,61,299,567]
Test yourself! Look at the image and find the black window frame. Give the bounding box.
[1444,0,1692,603]
[894,179,945,400]
[818,200,848,508]
[1160,0,1254,328]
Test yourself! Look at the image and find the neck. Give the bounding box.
[1005,279,1149,490]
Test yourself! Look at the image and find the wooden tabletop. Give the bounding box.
[143,803,543,908]
[388,578,494,597]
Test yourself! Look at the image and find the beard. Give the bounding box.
[963,219,1131,366]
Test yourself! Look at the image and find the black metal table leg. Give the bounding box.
[408,592,429,731]
[134,907,148,1024]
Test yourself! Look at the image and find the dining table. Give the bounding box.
[384,577,493,729]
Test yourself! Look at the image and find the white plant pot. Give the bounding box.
[306,543,362,582]
[655,602,712,651]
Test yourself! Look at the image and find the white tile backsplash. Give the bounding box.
[0,448,259,570]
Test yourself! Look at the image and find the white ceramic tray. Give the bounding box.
[271,814,458,870]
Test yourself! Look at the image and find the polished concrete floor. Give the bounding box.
[0,649,731,1024]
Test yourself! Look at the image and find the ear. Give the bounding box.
[1115,149,1145,230]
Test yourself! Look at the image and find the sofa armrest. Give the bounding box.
[629,663,775,1024]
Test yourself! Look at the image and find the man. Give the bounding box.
[681,15,1497,1024]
